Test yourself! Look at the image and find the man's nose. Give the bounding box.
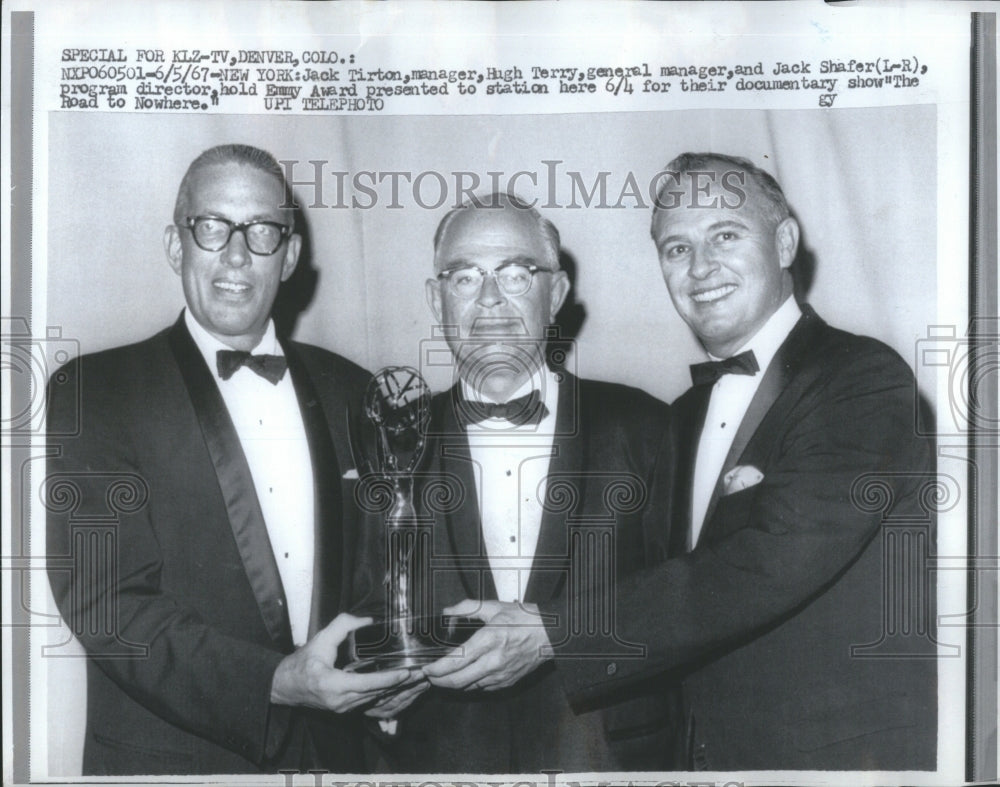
[475,273,507,307]
[688,245,719,280]
[221,229,252,268]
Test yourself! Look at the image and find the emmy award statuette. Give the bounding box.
[345,367,481,671]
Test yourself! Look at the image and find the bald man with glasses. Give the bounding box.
[360,193,682,773]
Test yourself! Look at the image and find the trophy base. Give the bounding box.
[343,615,484,673]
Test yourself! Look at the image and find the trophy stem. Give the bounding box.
[388,475,417,626]
[346,471,485,672]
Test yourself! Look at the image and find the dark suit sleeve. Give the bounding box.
[547,342,933,704]
[540,385,676,699]
[45,357,291,766]
[634,396,675,568]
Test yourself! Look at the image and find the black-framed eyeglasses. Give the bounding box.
[437,262,554,298]
[183,216,291,256]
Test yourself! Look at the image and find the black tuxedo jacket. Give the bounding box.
[549,307,937,770]
[359,373,683,773]
[46,315,369,775]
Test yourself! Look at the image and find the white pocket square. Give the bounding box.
[722,465,764,495]
[378,719,398,736]
[341,468,359,480]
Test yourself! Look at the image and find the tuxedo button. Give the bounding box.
[693,743,708,771]
[606,662,617,676]
[276,599,284,607]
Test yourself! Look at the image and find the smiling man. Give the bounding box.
[547,153,938,770]
[46,144,416,776]
[366,193,681,773]
[653,157,797,362]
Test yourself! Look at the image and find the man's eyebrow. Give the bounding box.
[657,219,750,247]
[438,254,541,271]
[706,219,750,232]
[498,254,540,268]
[438,257,474,271]
[197,209,286,222]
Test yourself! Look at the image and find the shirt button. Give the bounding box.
[606,662,617,676]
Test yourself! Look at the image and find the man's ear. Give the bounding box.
[549,270,571,318]
[164,225,183,275]
[776,216,800,270]
[425,278,444,322]
[280,233,302,282]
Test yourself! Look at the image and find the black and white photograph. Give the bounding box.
[1,3,994,787]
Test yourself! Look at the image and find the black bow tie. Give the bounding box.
[216,349,287,385]
[690,350,760,386]
[455,389,549,427]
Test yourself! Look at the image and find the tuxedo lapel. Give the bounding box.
[283,342,343,638]
[672,384,711,556]
[434,388,497,601]
[523,373,582,604]
[167,317,293,649]
[699,307,827,541]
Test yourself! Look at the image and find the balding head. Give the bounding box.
[173,143,295,230]
[433,192,561,272]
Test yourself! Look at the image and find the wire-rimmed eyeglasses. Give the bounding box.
[437,262,554,298]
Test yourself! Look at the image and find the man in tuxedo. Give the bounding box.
[368,193,681,772]
[46,144,417,776]
[544,153,938,770]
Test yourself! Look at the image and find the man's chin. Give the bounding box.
[457,341,537,361]
[455,344,541,389]
[202,316,267,350]
[686,317,742,352]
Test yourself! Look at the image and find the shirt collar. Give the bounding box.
[708,295,802,373]
[184,308,282,378]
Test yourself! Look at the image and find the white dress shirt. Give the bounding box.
[462,367,559,603]
[185,310,315,646]
[689,296,802,549]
